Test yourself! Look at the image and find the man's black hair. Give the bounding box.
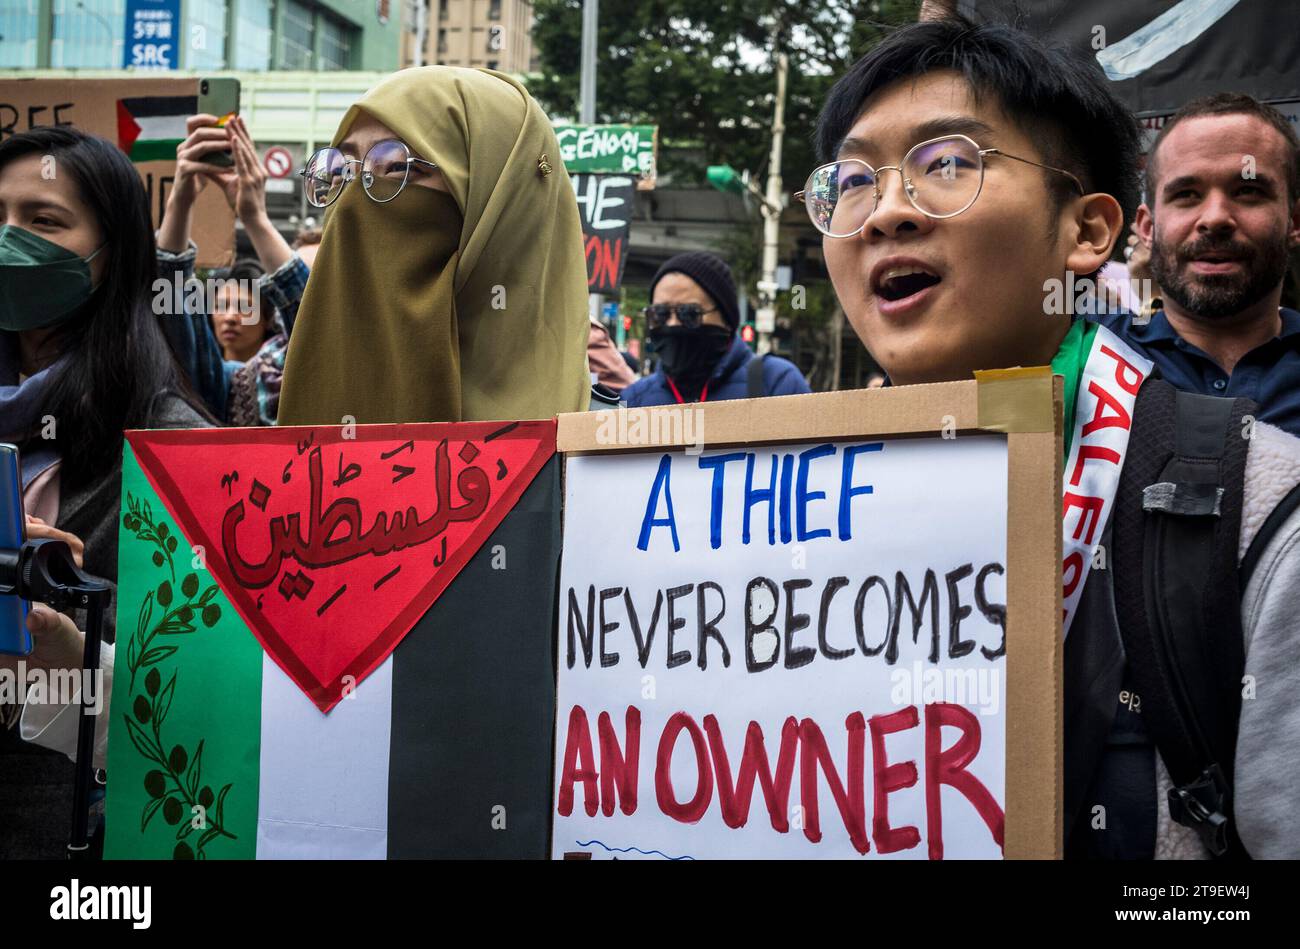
[1145,92,1300,207]
[815,16,1142,231]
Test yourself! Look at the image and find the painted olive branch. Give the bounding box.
[123,493,178,582]
[121,508,233,859]
[126,668,235,859]
[126,572,221,692]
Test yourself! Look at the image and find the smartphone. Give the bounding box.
[196,77,241,168]
[0,444,30,657]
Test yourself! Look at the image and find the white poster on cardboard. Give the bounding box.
[553,434,1010,860]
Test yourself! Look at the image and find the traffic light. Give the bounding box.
[622,315,632,332]
[740,323,756,345]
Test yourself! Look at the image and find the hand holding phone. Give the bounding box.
[196,77,241,168]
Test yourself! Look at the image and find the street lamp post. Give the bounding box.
[413,0,428,67]
[76,1,115,41]
[580,0,603,337]
[75,1,117,67]
[706,52,788,356]
[754,50,788,356]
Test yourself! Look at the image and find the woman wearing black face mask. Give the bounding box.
[0,127,210,859]
[621,252,812,407]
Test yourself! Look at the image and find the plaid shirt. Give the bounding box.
[156,241,309,423]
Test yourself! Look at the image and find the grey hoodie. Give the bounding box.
[1154,420,1300,859]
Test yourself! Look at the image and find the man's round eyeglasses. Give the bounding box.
[795,134,1085,238]
[300,139,439,208]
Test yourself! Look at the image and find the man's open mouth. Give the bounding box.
[875,265,942,302]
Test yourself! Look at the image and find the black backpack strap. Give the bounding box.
[1110,381,1253,858]
[1062,514,1127,841]
[747,353,766,399]
[1240,481,1300,588]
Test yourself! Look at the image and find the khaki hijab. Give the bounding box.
[278,66,591,425]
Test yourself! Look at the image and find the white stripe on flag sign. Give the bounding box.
[132,114,187,143]
[255,653,393,859]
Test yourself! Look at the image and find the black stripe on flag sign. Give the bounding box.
[387,455,561,858]
[120,95,198,117]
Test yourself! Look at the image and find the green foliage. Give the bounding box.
[528,0,923,186]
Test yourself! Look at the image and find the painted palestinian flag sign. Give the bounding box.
[116,95,195,163]
[104,421,560,859]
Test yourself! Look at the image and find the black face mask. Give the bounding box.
[649,325,734,393]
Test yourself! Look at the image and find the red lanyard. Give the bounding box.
[665,377,708,405]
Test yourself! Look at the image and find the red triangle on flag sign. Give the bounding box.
[116,100,142,155]
[128,420,556,712]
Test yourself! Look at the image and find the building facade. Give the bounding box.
[400,0,533,74]
[0,0,400,72]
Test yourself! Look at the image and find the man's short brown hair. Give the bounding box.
[1145,92,1300,207]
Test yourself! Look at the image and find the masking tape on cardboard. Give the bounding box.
[974,366,1055,433]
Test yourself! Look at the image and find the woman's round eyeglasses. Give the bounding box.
[300,139,439,208]
[795,134,1084,238]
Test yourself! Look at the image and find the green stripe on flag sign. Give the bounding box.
[127,140,184,163]
[104,444,264,860]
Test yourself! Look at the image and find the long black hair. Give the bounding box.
[0,126,207,489]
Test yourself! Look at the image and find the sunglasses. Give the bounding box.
[641,303,718,331]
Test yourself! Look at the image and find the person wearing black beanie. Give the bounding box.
[621,251,811,406]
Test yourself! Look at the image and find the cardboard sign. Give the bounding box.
[126,420,555,711]
[105,424,561,859]
[552,379,1063,859]
[557,124,657,184]
[0,77,235,268]
[572,173,633,295]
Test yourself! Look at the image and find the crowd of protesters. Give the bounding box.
[1,11,1298,861]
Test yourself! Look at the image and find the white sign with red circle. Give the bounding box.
[263,146,294,179]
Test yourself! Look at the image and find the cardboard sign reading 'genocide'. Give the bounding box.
[552,380,1063,859]
[556,124,657,185]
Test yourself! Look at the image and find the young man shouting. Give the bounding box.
[810,17,1300,859]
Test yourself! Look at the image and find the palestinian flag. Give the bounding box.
[103,421,560,859]
[116,96,196,163]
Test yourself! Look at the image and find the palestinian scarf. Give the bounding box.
[1055,318,1154,635]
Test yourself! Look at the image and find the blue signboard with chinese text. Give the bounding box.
[123,0,180,70]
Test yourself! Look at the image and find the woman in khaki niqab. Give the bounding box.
[277,66,591,425]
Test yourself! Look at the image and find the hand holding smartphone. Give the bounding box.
[196,77,241,168]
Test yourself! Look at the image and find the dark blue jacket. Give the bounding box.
[621,336,811,406]
[1089,307,1300,437]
